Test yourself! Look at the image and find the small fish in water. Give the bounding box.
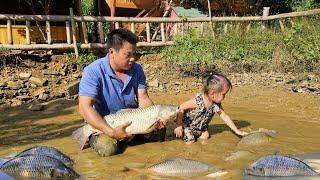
[245,155,319,177]
[14,146,74,167]
[73,104,179,149]
[126,157,218,177]
[238,129,276,146]
[225,150,253,161]
[0,155,79,179]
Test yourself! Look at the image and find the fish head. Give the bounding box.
[51,166,80,179]
[245,165,266,176]
[158,105,179,124]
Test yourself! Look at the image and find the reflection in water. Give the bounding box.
[0,87,319,179]
[0,172,15,180]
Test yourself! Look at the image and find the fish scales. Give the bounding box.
[106,105,161,134]
[72,105,179,150]
[147,157,213,176]
[14,146,74,167]
[0,155,79,179]
[246,155,319,176]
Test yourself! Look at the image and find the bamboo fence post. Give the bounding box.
[246,22,251,33]
[130,22,135,33]
[262,7,270,29]
[146,22,151,43]
[25,20,31,45]
[279,19,285,32]
[200,22,204,36]
[289,18,295,27]
[115,22,119,29]
[224,23,228,33]
[46,21,52,44]
[98,21,104,43]
[160,22,166,43]
[7,20,13,45]
[182,22,185,38]
[236,22,240,35]
[66,21,71,44]
[207,0,215,39]
[81,21,89,44]
[69,8,79,59]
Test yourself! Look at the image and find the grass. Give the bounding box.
[161,17,320,76]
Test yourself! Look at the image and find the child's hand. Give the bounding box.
[235,129,249,136]
[174,125,183,138]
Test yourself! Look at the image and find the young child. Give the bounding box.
[174,73,248,144]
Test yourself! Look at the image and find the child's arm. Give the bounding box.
[174,98,197,137]
[218,109,248,136]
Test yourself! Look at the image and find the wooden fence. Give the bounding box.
[0,8,319,52]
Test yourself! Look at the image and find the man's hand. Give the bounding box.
[109,121,133,140]
[174,125,183,138]
[154,121,166,130]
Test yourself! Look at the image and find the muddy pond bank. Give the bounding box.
[0,85,319,179]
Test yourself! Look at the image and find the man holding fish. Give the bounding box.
[73,28,178,156]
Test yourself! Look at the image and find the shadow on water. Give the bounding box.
[208,119,251,135]
[0,99,82,148]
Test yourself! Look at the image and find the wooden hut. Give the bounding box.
[0,0,81,44]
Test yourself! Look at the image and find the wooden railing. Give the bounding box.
[0,8,319,52]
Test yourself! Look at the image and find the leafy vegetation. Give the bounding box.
[162,18,320,75]
[64,50,98,70]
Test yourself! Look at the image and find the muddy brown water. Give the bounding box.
[0,86,319,179]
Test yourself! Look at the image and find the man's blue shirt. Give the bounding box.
[79,55,146,116]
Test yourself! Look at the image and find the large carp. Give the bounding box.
[125,157,223,177]
[14,146,74,167]
[0,155,79,179]
[72,104,179,149]
[238,128,276,146]
[245,155,319,177]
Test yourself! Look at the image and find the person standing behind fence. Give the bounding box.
[105,0,116,30]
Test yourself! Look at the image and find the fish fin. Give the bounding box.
[206,170,228,178]
[284,155,319,173]
[123,163,146,172]
[116,108,135,113]
[72,127,91,150]
[273,151,281,155]
[304,159,320,173]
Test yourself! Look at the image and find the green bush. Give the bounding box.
[162,19,320,75]
[64,50,97,70]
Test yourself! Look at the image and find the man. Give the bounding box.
[77,28,164,156]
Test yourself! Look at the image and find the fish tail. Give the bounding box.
[72,127,91,150]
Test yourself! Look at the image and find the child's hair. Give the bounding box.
[202,73,232,94]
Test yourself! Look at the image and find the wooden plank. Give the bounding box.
[46,21,52,44]
[7,20,13,44]
[1,9,320,22]
[0,41,175,50]
[25,21,31,45]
